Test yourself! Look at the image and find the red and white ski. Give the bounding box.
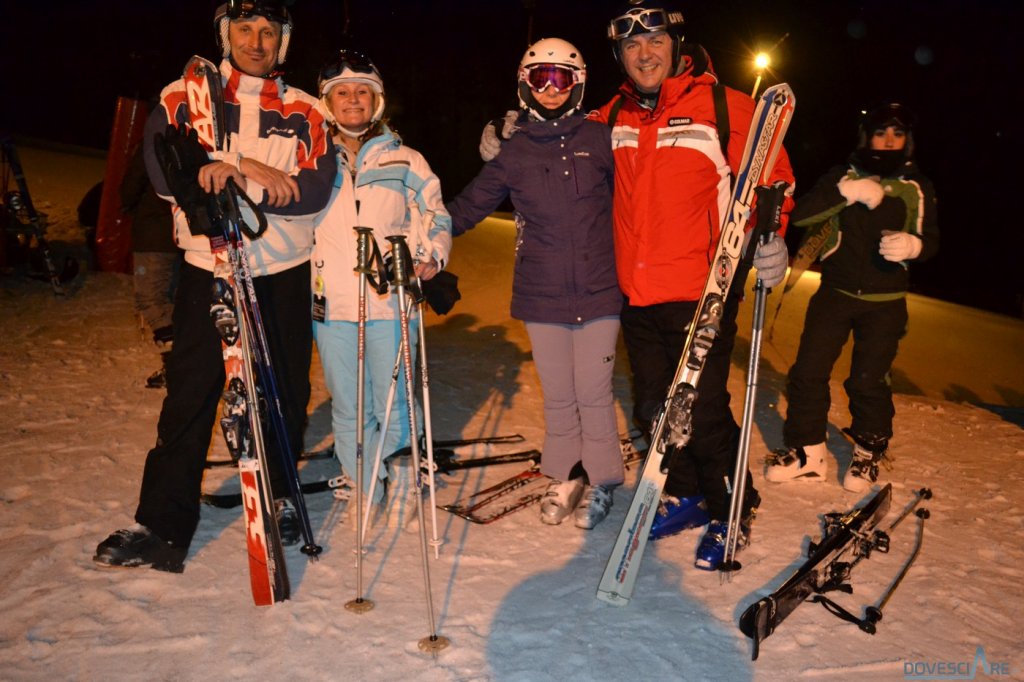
[181,56,289,605]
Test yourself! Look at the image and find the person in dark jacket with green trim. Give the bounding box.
[765,103,938,492]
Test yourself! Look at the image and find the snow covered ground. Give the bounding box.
[1,145,1022,681]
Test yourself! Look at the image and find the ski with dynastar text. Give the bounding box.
[596,83,796,606]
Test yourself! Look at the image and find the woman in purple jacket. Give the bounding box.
[447,38,622,530]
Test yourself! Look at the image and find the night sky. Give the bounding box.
[3,1,1021,316]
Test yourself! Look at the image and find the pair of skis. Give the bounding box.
[596,83,796,606]
[739,485,932,659]
[441,436,646,525]
[168,56,321,605]
[201,433,530,507]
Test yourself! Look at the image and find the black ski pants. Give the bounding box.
[135,261,312,549]
[621,288,758,520]
[783,286,907,448]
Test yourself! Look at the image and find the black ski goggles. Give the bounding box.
[319,50,379,81]
[227,0,290,25]
[521,65,581,93]
[608,8,682,41]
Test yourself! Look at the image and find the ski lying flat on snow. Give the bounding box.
[596,83,796,606]
[440,436,646,524]
[738,484,893,660]
[204,433,528,468]
[201,478,344,509]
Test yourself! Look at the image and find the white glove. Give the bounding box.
[479,110,519,162]
[879,231,922,262]
[838,176,885,209]
[752,234,788,288]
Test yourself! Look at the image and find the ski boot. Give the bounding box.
[695,513,753,571]
[649,494,709,541]
[94,524,186,573]
[842,429,890,493]
[145,351,171,389]
[574,485,613,530]
[764,443,827,483]
[539,477,584,525]
[275,498,301,546]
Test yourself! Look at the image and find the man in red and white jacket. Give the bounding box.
[598,2,795,568]
[95,1,335,573]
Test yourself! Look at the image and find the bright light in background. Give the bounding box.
[749,34,789,98]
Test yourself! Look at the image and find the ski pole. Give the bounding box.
[405,207,443,557]
[361,294,414,543]
[721,276,767,573]
[722,182,788,573]
[226,185,321,559]
[387,235,449,654]
[413,281,443,558]
[863,505,930,631]
[346,227,376,614]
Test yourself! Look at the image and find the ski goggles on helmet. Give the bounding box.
[862,103,916,134]
[608,8,683,41]
[520,64,581,93]
[318,50,383,95]
[226,0,290,25]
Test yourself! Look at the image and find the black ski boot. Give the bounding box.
[145,351,172,389]
[94,524,186,573]
[275,499,301,546]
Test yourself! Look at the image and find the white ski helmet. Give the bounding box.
[317,50,386,137]
[214,0,293,65]
[517,38,587,121]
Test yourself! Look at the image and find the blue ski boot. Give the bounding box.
[695,516,752,571]
[649,494,709,541]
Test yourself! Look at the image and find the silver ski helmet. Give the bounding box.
[517,38,587,121]
[214,0,294,65]
[317,50,386,136]
[608,1,686,72]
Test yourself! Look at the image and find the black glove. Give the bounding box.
[421,270,461,315]
[152,125,222,237]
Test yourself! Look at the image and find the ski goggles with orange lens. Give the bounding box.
[521,65,581,93]
[608,8,681,41]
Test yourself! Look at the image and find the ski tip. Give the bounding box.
[595,589,631,607]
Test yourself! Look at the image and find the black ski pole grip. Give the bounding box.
[386,234,413,287]
[354,227,375,274]
[753,180,789,240]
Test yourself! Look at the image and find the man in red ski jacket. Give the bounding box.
[598,2,794,568]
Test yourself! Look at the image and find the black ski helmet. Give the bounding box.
[214,0,294,65]
[607,1,686,73]
[857,102,917,156]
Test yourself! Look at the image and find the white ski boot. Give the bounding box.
[539,477,584,525]
[573,485,613,529]
[842,429,890,493]
[764,442,827,482]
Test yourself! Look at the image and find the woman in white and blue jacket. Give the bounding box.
[312,50,452,503]
[447,39,623,530]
